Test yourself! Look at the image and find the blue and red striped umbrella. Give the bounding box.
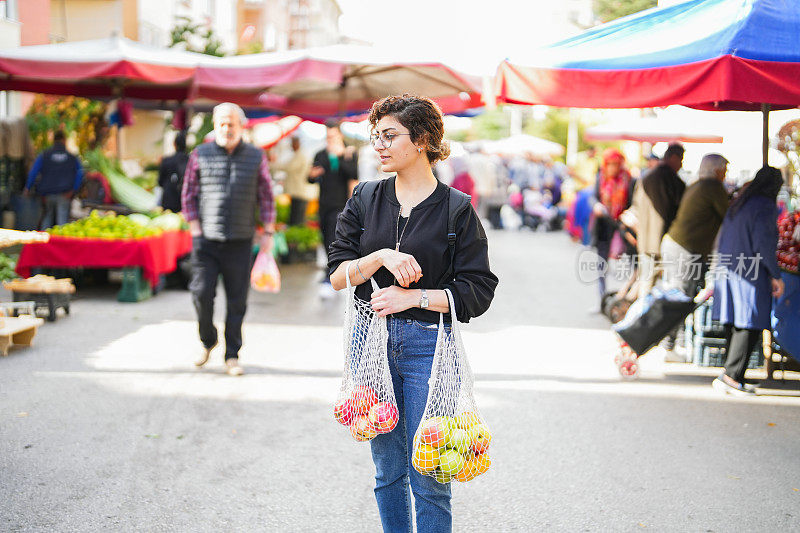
[496,0,800,112]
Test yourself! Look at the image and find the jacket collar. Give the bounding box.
[384,176,448,209]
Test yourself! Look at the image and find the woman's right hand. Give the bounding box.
[380,249,422,287]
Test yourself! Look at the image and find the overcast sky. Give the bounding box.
[337,0,592,75]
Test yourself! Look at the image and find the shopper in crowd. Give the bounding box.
[712,166,784,395]
[659,153,729,356]
[24,130,83,230]
[309,119,358,299]
[450,156,478,209]
[158,131,189,213]
[662,153,729,295]
[272,136,312,226]
[591,148,634,309]
[628,143,686,299]
[181,102,275,377]
[328,94,498,533]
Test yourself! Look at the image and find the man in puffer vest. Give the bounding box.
[182,103,276,376]
[24,130,83,229]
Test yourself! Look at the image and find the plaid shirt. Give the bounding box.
[181,144,275,227]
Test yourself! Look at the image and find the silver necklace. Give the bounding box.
[395,206,412,251]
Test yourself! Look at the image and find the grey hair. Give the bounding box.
[212,102,247,125]
[697,153,729,180]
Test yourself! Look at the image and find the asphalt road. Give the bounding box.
[1,229,799,532]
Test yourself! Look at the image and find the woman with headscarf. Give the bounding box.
[711,166,785,396]
[591,148,634,308]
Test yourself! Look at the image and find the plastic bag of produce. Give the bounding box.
[412,289,491,484]
[333,261,397,442]
[250,250,281,293]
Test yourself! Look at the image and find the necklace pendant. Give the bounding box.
[395,242,400,251]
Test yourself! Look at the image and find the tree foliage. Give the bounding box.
[524,108,590,154]
[593,0,658,23]
[169,16,226,57]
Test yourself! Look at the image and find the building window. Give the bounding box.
[0,0,19,20]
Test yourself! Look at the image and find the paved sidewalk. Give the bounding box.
[1,230,799,532]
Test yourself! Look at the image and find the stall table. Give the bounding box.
[15,230,192,301]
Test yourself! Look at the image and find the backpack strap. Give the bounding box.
[443,186,472,284]
[352,179,382,231]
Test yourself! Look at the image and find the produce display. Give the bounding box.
[283,225,322,252]
[47,211,163,240]
[412,413,492,483]
[0,253,18,282]
[333,385,399,442]
[777,211,800,274]
[83,150,158,213]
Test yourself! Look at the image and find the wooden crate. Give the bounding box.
[4,275,76,294]
[0,316,45,356]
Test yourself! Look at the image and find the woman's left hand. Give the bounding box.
[370,286,415,317]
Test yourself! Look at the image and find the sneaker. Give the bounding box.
[712,375,755,397]
[742,382,758,392]
[194,342,217,367]
[225,358,244,376]
[664,349,687,363]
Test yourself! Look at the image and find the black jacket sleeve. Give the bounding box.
[327,196,362,276]
[442,205,498,323]
[308,151,327,184]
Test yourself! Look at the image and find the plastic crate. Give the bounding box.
[685,297,763,368]
[117,267,152,302]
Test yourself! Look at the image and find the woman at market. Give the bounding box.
[328,94,498,533]
[712,166,785,396]
[591,148,634,309]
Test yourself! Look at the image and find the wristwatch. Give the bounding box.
[419,289,429,309]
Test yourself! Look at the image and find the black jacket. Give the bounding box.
[310,149,358,210]
[158,152,189,212]
[328,177,498,323]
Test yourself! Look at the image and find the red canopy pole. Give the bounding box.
[762,103,770,167]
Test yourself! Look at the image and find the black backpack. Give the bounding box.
[352,179,472,285]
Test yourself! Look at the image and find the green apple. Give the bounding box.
[454,411,480,429]
[447,428,471,455]
[433,468,453,484]
[438,449,466,477]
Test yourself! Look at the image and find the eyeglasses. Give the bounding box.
[369,131,411,149]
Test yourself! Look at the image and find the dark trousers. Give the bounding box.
[190,237,252,360]
[319,206,341,262]
[596,238,611,303]
[723,325,762,383]
[289,197,308,226]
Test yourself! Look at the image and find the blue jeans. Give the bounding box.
[370,317,451,533]
[40,194,71,230]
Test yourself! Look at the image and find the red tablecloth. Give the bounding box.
[16,230,192,287]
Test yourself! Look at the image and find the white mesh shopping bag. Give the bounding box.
[412,289,492,483]
[333,261,398,442]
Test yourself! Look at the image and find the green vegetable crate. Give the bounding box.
[117,267,152,302]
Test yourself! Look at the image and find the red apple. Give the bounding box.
[334,397,354,426]
[419,417,451,448]
[350,415,377,442]
[469,424,492,454]
[351,385,378,414]
[368,402,398,434]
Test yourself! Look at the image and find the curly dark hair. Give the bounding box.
[368,94,450,164]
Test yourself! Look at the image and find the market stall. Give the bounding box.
[16,226,191,302]
[16,230,190,285]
